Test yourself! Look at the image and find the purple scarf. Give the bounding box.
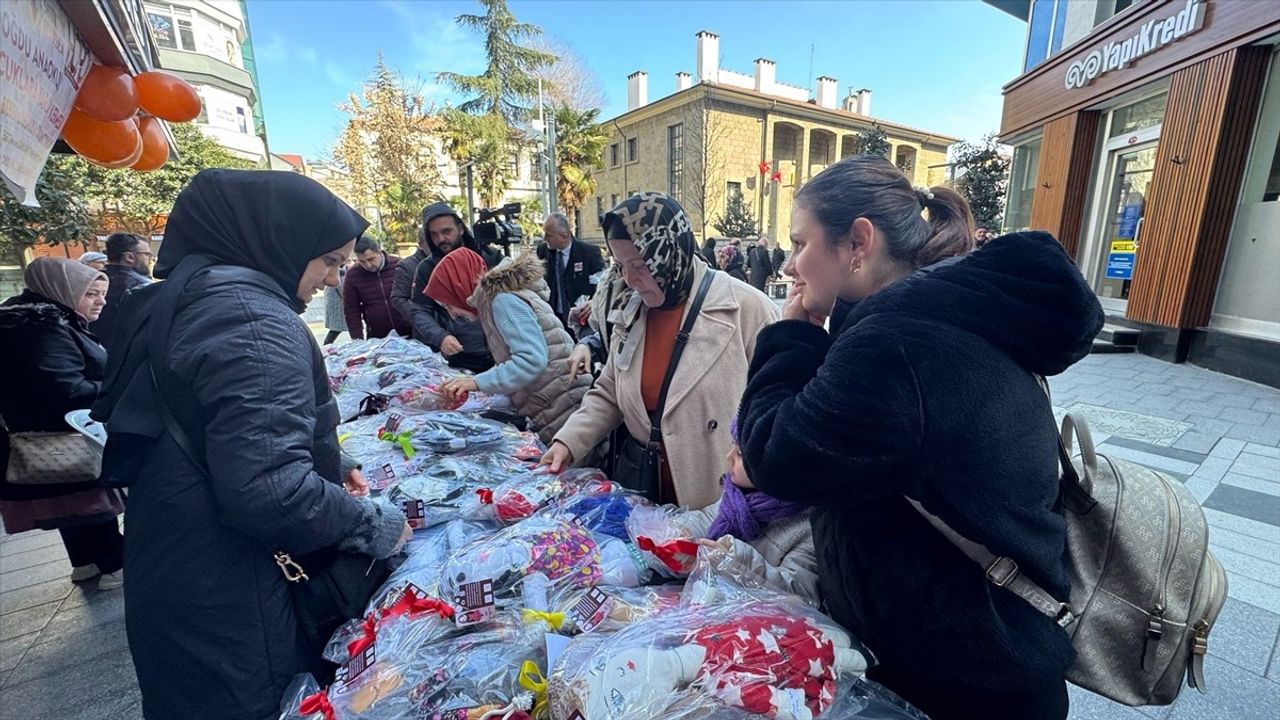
[705,473,808,542]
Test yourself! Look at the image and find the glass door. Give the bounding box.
[1094,143,1157,304]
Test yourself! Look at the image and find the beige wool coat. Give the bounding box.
[553,263,780,509]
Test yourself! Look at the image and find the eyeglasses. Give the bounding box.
[130,248,153,258]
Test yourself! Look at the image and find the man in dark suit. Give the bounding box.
[538,212,605,333]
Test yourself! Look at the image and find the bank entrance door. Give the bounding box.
[1093,141,1158,307]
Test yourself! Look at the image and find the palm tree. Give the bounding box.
[553,106,608,215]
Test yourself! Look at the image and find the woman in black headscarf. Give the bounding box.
[93,170,411,720]
[541,192,779,508]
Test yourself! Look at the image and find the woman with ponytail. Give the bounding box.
[735,155,1104,719]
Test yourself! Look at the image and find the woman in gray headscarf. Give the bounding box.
[541,192,779,508]
[0,258,126,590]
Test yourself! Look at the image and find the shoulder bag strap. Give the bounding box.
[904,373,1079,626]
[648,270,715,444]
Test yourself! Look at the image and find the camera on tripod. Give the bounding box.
[472,202,524,251]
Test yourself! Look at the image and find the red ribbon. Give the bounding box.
[476,488,494,505]
[383,588,455,621]
[770,170,783,183]
[636,536,700,573]
[345,614,377,658]
[299,690,336,720]
[758,160,771,175]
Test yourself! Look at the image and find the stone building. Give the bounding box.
[584,31,958,245]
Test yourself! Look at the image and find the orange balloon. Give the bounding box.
[74,65,138,122]
[131,117,169,172]
[134,71,201,122]
[61,108,141,166]
[89,132,144,170]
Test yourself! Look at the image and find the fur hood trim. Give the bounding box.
[474,252,549,305]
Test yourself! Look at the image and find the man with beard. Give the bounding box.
[90,232,153,348]
[408,203,497,371]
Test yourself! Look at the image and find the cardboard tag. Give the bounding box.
[334,643,376,688]
[402,499,426,529]
[368,463,396,491]
[568,586,615,634]
[453,579,496,627]
[384,412,405,432]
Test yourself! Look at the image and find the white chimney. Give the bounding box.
[857,88,872,116]
[754,58,776,93]
[676,71,692,91]
[696,31,719,83]
[816,76,838,109]
[627,71,648,111]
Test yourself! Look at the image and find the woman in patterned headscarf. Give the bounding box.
[542,192,779,509]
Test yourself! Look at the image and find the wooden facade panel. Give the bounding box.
[1029,112,1100,258]
[1000,0,1280,140]
[1126,47,1270,328]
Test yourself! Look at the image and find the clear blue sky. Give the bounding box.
[245,0,1027,160]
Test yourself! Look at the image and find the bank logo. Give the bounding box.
[1064,0,1206,90]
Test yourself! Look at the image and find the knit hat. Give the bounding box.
[424,247,487,310]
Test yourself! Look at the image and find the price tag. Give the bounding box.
[402,499,426,529]
[453,579,496,627]
[568,586,615,634]
[368,463,396,491]
[384,412,404,432]
[333,644,376,689]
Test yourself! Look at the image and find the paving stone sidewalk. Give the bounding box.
[1,352,1277,719]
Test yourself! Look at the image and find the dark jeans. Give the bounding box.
[59,518,124,574]
[868,665,1069,720]
[323,330,343,345]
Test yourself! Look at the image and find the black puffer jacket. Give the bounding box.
[0,292,106,500]
[95,266,404,719]
[738,232,1104,702]
[89,263,149,350]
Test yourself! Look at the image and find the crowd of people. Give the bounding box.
[0,154,1104,720]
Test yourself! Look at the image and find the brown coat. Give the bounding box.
[553,263,780,509]
[473,253,591,443]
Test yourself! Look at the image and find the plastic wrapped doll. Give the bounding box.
[631,417,818,603]
[295,612,545,720]
[441,517,606,609]
[464,468,617,525]
[548,600,867,720]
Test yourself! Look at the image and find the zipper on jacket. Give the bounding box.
[1187,553,1227,694]
[1143,475,1182,670]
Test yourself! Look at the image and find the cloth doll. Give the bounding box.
[441,518,603,608]
[559,609,866,720]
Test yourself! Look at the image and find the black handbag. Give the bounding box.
[146,258,389,650]
[609,270,714,503]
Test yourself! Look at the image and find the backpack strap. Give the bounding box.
[904,497,1075,627]
[648,270,715,444]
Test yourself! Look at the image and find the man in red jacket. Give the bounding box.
[343,235,412,339]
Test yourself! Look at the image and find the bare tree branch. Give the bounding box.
[528,36,606,112]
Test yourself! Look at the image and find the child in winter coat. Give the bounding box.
[431,249,592,443]
[660,417,818,603]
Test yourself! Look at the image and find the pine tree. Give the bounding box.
[713,193,757,238]
[953,134,1011,230]
[436,0,556,124]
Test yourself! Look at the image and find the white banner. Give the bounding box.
[0,0,93,206]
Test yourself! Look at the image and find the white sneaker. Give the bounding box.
[97,570,124,590]
[70,565,100,583]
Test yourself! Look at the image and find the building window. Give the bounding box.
[610,193,619,209]
[726,181,742,209]
[530,152,542,183]
[1109,93,1168,139]
[668,124,684,200]
[596,196,605,220]
[610,143,620,167]
[1024,0,1070,72]
[626,137,637,163]
[1003,137,1042,233]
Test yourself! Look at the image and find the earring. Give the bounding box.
[852,262,862,275]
